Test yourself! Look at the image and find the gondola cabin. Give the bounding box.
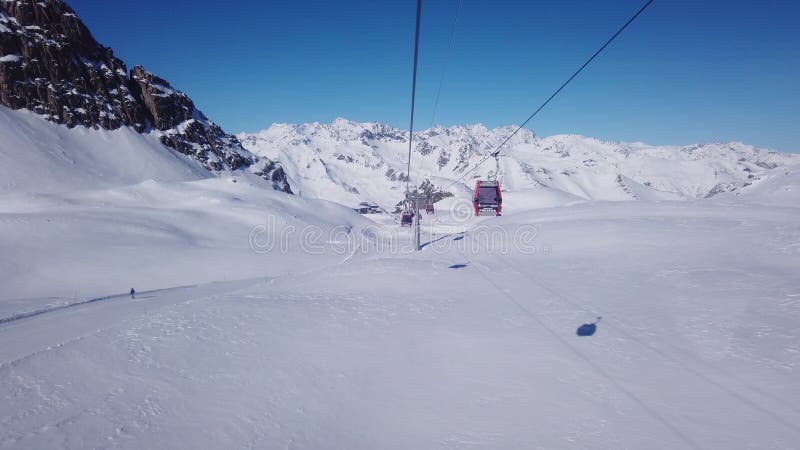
[400,211,414,227]
[473,180,502,216]
[425,203,435,214]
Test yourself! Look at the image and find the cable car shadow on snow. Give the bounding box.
[421,231,466,249]
[577,317,602,337]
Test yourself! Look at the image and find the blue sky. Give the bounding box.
[69,0,799,152]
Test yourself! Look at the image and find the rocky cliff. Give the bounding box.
[0,0,290,191]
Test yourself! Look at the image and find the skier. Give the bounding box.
[130,288,135,299]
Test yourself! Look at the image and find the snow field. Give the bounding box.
[1,107,799,448]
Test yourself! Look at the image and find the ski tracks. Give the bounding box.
[0,280,256,370]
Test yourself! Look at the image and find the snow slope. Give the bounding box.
[2,107,800,448]
[239,119,799,210]
[0,175,373,303]
[1,200,799,449]
[0,106,211,194]
[0,107,373,302]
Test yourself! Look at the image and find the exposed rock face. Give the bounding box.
[128,67,193,131]
[253,160,293,194]
[0,0,147,130]
[128,65,252,171]
[0,0,289,187]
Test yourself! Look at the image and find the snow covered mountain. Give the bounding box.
[0,0,290,191]
[1,4,799,447]
[240,119,799,210]
[0,105,377,299]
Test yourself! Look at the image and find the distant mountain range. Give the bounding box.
[240,118,799,210]
[2,1,797,211]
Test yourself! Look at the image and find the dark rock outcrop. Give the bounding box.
[0,0,289,188]
[0,0,147,130]
[253,160,293,194]
[129,65,252,171]
[128,66,194,131]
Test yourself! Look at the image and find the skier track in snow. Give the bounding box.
[0,279,262,371]
[0,244,371,373]
[0,284,198,327]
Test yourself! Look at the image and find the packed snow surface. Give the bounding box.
[1,108,799,449]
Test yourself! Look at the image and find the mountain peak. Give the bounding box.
[241,119,799,209]
[0,0,290,188]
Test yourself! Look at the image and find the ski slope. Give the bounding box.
[2,199,799,449]
[1,107,799,448]
[0,108,373,302]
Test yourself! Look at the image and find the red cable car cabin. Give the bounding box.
[473,180,502,216]
[425,203,435,214]
[400,211,414,227]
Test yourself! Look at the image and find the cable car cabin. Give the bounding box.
[425,203,435,214]
[473,180,502,216]
[400,211,414,227]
